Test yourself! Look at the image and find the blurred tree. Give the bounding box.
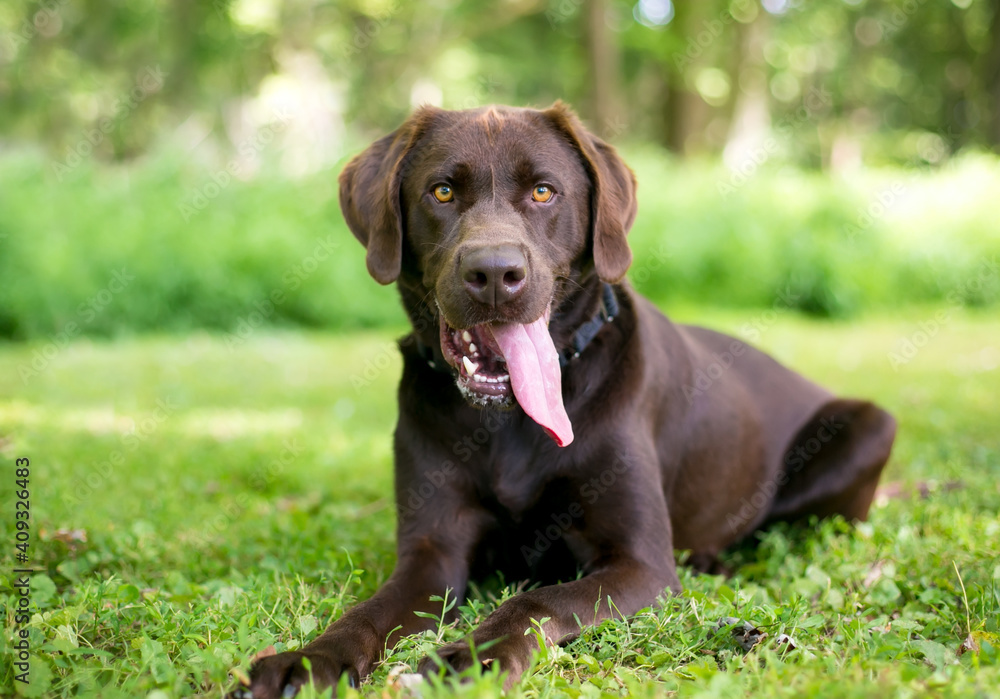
[1,0,997,165]
[586,0,624,136]
[981,0,1000,145]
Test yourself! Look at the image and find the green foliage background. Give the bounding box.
[1,148,999,342]
[2,0,1000,340]
[1,2,1000,697]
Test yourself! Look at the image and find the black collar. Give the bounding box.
[557,281,619,367]
[414,283,619,372]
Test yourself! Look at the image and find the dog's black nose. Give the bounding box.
[460,244,527,307]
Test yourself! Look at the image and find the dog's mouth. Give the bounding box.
[438,309,574,447]
[440,318,513,402]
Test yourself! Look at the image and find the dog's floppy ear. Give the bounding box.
[338,106,439,284]
[542,101,637,283]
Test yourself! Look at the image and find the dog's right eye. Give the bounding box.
[432,184,454,203]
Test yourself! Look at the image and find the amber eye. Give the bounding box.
[531,185,554,203]
[433,184,454,202]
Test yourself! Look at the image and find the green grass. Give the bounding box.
[1,308,998,698]
[1,149,999,340]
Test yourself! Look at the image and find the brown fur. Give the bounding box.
[238,103,896,698]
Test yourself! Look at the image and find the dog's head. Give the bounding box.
[339,103,637,443]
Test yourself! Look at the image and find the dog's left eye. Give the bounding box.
[433,184,454,203]
[531,185,554,203]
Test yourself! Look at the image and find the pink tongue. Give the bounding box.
[489,318,573,447]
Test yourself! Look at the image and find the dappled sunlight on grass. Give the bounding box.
[0,316,996,697]
[0,401,138,436]
[176,408,304,440]
[0,402,307,440]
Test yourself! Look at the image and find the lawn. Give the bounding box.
[1,308,998,698]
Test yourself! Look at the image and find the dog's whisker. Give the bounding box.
[555,275,586,294]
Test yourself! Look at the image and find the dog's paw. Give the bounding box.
[417,638,529,688]
[230,648,359,699]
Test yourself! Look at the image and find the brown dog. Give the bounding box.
[238,103,896,698]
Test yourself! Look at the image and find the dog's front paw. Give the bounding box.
[418,637,531,688]
[231,648,359,699]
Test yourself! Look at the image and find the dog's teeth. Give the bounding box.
[474,373,487,382]
[462,330,473,343]
[498,374,509,382]
[468,343,477,353]
[463,356,479,375]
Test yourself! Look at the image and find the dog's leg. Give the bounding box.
[241,430,486,698]
[240,526,477,698]
[419,556,676,686]
[767,398,897,523]
[418,471,679,687]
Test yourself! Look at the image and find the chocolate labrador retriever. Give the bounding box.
[238,102,896,697]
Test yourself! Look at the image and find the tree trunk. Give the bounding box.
[986,0,1000,150]
[662,1,716,154]
[585,0,623,138]
[724,10,771,166]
